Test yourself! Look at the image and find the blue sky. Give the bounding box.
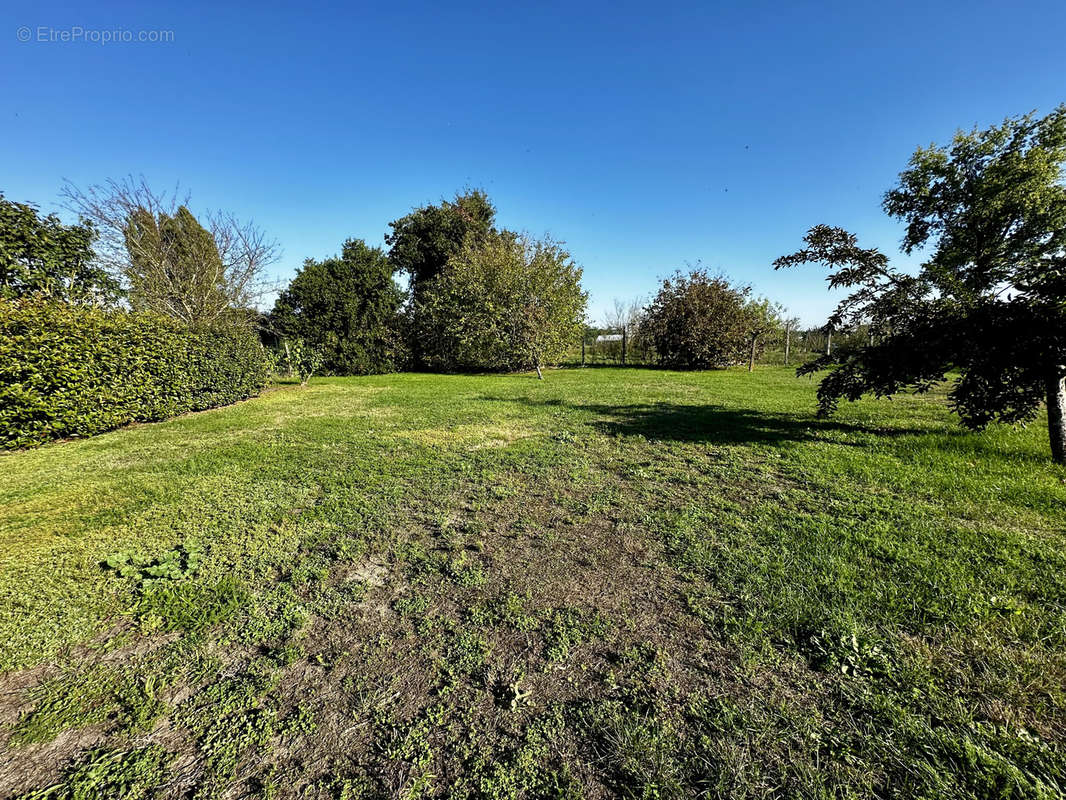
[3,0,1064,325]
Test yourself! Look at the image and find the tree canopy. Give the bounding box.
[124,205,228,324]
[776,106,1066,461]
[417,231,587,376]
[385,189,496,302]
[642,269,754,369]
[0,194,119,304]
[64,176,278,328]
[270,239,405,375]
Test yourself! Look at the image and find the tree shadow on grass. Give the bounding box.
[476,394,969,450]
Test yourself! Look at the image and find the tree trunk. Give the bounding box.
[1048,367,1066,464]
[825,330,832,357]
[784,327,791,366]
[535,360,543,380]
[621,325,627,366]
[283,340,293,377]
[748,335,757,372]
[581,336,585,367]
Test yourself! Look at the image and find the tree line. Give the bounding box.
[2,106,1063,459]
[267,190,587,379]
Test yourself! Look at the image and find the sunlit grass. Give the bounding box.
[1,367,1063,798]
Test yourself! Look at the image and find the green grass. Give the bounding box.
[1,367,1064,798]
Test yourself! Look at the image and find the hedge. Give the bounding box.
[0,298,271,448]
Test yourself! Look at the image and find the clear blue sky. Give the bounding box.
[3,0,1064,325]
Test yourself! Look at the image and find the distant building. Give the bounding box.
[595,334,623,343]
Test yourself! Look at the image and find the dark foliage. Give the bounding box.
[0,194,120,304]
[0,297,270,448]
[269,239,406,375]
[385,189,496,303]
[776,107,1066,460]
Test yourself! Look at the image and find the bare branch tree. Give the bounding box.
[61,175,279,327]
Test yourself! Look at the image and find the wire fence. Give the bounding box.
[557,327,843,369]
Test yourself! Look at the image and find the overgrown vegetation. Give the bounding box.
[642,269,769,369]
[417,231,587,376]
[1,368,1063,798]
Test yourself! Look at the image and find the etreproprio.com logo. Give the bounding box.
[16,25,175,44]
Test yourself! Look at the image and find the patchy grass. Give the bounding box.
[0,367,1064,798]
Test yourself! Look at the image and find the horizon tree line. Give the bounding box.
[2,105,1063,459]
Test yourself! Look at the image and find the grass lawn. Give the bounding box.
[0,367,1064,799]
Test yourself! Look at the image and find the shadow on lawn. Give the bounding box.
[477,395,961,449]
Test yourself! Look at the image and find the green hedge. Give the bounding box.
[0,298,271,448]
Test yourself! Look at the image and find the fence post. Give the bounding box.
[621,326,627,366]
[581,334,586,367]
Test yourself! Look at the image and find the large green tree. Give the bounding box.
[775,107,1066,462]
[418,231,587,376]
[386,189,496,303]
[0,194,118,303]
[270,239,404,375]
[643,269,753,369]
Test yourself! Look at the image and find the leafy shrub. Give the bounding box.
[279,337,325,385]
[643,269,753,369]
[416,231,587,374]
[0,297,270,448]
[269,238,406,375]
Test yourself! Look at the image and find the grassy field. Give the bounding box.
[0,367,1064,799]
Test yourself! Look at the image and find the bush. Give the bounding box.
[643,269,753,369]
[416,231,587,375]
[0,298,270,448]
[269,239,405,375]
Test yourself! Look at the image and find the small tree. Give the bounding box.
[270,239,404,375]
[281,338,324,386]
[418,231,587,376]
[775,106,1066,462]
[781,314,802,365]
[0,194,119,303]
[643,269,752,369]
[62,176,278,328]
[744,298,783,371]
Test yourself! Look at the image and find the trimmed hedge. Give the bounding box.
[0,298,271,448]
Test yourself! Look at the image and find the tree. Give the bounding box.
[280,338,325,386]
[774,107,1066,462]
[62,176,278,327]
[417,231,587,376]
[0,194,119,303]
[386,189,496,303]
[270,239,405,375]
[781,313,802,365]
[643,269,753,369]
[744,298,782,372]
[124,205,228,322]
